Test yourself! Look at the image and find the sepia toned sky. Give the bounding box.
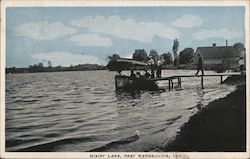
[6,7,245,67]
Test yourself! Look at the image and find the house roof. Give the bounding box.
[196,46,240,58]
[107,58,148,71]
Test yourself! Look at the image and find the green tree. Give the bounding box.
[149,49,158,61]
[38,62,43,68]
[108,54,120,61]
[132,49,148,62]
[107,54,121,71]
[48,61,52,67]
[233,42,245,52]
[173,39,179,66]
[48,60,52,72]
[179,48,194,64]
[172,39,179,58]
[37,62,44,72]
[161,52,173,65]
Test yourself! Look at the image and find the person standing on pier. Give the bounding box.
[144,70,151,78]
[130,70,136,80]
[156,58,163,78]
[148,56,155,78]
[195,53,204,76]
[239,57,245,74]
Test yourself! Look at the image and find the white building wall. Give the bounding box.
[204,59,222,64]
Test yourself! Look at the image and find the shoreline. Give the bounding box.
[161,77,246,152]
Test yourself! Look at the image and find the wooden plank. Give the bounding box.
[145,73,244,82]
[201,74,244,77]
[173,74,243,78]
[147,77,175,81]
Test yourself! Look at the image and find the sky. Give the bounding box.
[6,7,245,67]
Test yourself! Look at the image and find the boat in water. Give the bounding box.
[115,75,159,91]
[107,58,160,91]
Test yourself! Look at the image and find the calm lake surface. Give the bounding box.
[6,70,236,152]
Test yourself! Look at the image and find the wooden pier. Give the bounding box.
[147,73,245,90]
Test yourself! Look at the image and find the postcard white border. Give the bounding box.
[1,0,249,159]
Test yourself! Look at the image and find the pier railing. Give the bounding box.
[147,73,245,90]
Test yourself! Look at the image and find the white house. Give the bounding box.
[195,44,242,70]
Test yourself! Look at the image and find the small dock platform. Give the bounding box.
[147,73,245,90]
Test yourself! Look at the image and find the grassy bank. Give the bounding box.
[162,77,246,152]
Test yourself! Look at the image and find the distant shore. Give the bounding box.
[161,76,246,152]
[5,64,107,74]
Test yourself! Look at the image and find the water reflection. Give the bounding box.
[115,89,164,101]
[115,90,142,100]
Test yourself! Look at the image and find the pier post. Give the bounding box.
[171,79,174,89]
[168,79,171,91]
[177,77,182,88]
[201,75,204,89]
[220,75,223,84]
[115,76,118,90]
[179,77,182,88]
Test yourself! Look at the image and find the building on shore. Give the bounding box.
[195,43,244,71]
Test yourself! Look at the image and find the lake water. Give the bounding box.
[5,70,236,152]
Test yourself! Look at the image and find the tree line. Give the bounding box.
[6,63,106,74]
[108,48,195,66]
[108,41,245,68]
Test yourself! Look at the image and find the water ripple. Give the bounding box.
[6,70,236,152]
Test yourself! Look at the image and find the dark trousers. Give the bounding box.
[150,65,155,78]
[156,67,162,78]
[196,67,204,75]
[151,70,155,78]
[240,65,244,74]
